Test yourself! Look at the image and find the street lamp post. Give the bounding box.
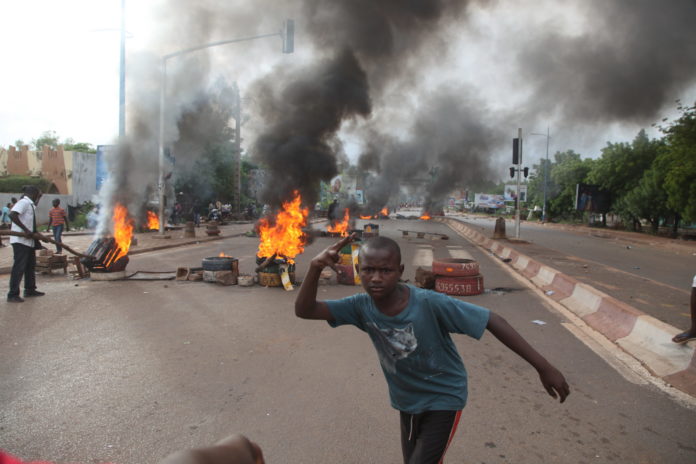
[530,127,550,222]
[119,0,126,139]
[157,21,294,234]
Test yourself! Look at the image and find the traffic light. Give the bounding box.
[509,167,515,178]
[512,138,520,165]
[282,19,294,54]
[523,167,529,178]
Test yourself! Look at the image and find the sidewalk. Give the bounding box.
[0,222,256,275]
[437,216,696,398]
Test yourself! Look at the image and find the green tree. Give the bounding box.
[172,79,241,208]
[654,101,696,223]
[31,130,60,150]
[526,157,553,214]
[588,130,658,212]
[619,163,672,234]
[63,139,97,153]
[26,131,96,152]
[546,150,594,220]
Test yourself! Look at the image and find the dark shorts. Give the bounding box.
[400,409,462,464]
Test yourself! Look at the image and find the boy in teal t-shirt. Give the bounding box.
[296,235,569,464]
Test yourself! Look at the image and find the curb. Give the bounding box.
[436,216,696,398]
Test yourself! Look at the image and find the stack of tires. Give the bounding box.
[432,258,484,296]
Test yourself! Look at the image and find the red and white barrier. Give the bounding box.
[437,217,696,397]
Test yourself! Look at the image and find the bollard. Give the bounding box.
[206,221,220,236]
[184,221,196,238]
[493,217,506,239]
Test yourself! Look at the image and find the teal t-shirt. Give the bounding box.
[326,285,490,414]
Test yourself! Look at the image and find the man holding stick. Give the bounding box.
[7,186,48,303]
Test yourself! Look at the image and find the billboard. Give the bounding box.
[504,185,527,203]
[575,184,611,213]
[474,193,505,209]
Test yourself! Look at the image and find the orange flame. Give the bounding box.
[359,214,372,220]
[420,214,432,220]
[146,210,159,230]
[113,203,134,261]
[327,208,350,236]
[256,191,308,264]
[380,207,389,216]
[219,252,233,257]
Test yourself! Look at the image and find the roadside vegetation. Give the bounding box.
[525,101,696,235]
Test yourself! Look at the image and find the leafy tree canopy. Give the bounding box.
[22,130,96,153]
[654,101,696,222]
[547,150,594,219]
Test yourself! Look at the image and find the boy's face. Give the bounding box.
[358,246,404,300]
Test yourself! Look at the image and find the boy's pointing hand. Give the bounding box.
[310,233,357,274]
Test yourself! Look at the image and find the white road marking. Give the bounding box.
[447,248,474,260]
[413,247,433,268]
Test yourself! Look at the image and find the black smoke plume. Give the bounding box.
[252,0,471,209]
[519,0,696,124]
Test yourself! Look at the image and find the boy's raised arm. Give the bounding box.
[486,312,570,403]
[295,234,355,320]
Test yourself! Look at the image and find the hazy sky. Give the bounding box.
[1,0,694,171]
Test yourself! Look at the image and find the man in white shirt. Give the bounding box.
[7,186,48,303]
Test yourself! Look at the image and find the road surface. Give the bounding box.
[1,218,695,463]
[455,214,696,329]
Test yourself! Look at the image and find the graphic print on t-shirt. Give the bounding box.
[366,322,418,373]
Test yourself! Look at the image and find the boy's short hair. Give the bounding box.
[360,236,402,264]
[52,198,60,206]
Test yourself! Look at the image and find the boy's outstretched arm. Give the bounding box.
[486,312,570,403]
[295,233,355,320]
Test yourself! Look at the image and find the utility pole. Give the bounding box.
[233,82,242,214]
[530,128,551,222]
[515,128,522,239]
[542,126,549,222]
[118,0,126,138]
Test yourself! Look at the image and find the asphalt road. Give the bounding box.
[1,219,695,463]
[457,215,696,329]
[461,215,694,290]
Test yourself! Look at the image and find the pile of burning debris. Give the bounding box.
[32,194,436,290]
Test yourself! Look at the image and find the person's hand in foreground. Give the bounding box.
[159,434,264,464]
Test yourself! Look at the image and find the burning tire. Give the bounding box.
[435,275,484,296]
[432,258,479,277]
[202,256,237,271]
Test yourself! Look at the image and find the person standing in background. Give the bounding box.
[47,198,69,254]
[1,202,12,247]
